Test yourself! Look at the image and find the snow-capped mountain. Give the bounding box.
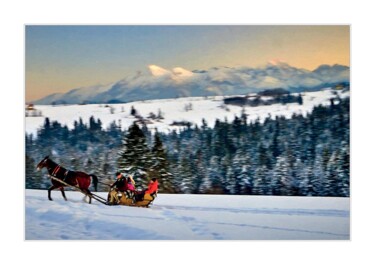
[34,83,114,105]
[33,63,349,105]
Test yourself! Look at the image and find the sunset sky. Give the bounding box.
[25,25,350,102]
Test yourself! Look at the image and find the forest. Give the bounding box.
[25,97,349,197]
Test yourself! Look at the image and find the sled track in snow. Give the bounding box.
[155,206,350,237]
[154,205,349,218]
[209,220,349,238]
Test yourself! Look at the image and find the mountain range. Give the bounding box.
[32,62,350,105]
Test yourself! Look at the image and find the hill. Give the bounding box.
[26,89,349,136]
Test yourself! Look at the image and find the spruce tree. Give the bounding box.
[237,165,252,195]
[223,167,235,194]
[26,154,43,189]
[273,155,293,195]
[326,148,349,197]
[312,154,328,196]
[150,132,175,193]
[176,154,194,193]
[207,156,224,194]
[253,165,270,195]
[191,149,208,193]
[118,122,151,188]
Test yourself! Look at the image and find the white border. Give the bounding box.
[3,0,373,264]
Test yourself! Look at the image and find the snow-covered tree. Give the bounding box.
[253,165,270,195]
[149,132,175,193]
[118,122,151,187]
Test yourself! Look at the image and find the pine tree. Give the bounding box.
[118,122,151,187]
[232,148,252,194]
[207,156,224,194]
[225,167,237,194]
[106,120,123,148]
[25,154,43,189]
[253,165,270,195]
[326,148,349,197]
[312,154,328,196]
[270,119,281,159]
[340,143,350,196]
[275,155,294,196]
[237,165,253,195]
[150,132,175,193]
[257,143,272,170]
[294,158,314,196]
[85,157,95,174]
[191,149,208,193]
[176,154,194,193]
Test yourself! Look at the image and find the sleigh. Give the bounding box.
[107,189,157,207]
[36,156,158,207]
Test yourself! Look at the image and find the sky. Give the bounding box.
[25,25,349,102]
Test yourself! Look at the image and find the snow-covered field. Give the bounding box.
[25,90,349,135]
[25,189,349,240]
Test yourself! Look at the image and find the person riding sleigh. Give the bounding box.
[134,178,158,202]
[108,172,135,205]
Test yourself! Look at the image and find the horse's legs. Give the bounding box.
[60,187,67,201]
[83,189,92,204]
[82,194,91,204]
[48,185,56,201]
[87,190,92,204]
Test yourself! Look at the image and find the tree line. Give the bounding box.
[25,97,349,197]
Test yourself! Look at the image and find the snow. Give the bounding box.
[25,90,349,136]
[25,189,349,240]
[148,64,172,76]
[172,67,194,77]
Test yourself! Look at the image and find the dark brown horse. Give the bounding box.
[36,156,98,204]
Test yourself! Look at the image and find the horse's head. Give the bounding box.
[36,156,49,170]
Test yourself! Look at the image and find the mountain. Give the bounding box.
[34,83,114,105]
[33,63,350,105]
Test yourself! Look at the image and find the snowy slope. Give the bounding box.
[25,89,349,136]
[25,189,350,240]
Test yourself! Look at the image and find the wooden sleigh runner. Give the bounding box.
[107,189,157,207]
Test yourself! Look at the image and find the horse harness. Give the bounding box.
[49,164,78,186]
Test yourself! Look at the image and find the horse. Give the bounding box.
[36,156,99,204]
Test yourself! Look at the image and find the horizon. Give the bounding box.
[25,25,350,102]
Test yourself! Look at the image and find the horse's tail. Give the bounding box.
[90,174,98,192]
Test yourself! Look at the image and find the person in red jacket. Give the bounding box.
[135,178,158,201]
[145,178,158,194]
